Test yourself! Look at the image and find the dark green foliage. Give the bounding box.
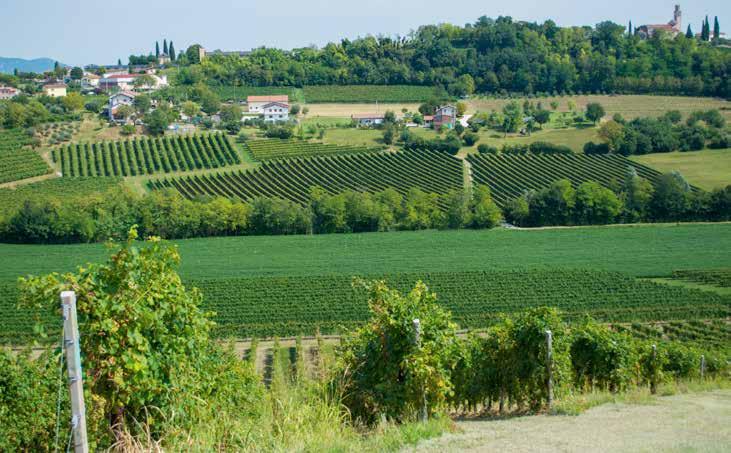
[338,280,460,423]
[245,139,383,160]
[178,16,731,97]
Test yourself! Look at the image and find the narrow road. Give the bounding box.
[408,390,731,452]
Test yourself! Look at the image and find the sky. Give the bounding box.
[1,0,728,66]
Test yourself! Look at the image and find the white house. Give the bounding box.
[81,73,100,90]
[433,105,457,130]
[43,83,67,97]
[352,113,385,127]
[108,91,138,121]
[100,73,168,92]
[263,102,290,122]
[247,95,289,113]
[0,86,20,100]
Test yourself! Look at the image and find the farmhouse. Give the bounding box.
[108,91,137,122]
[352,113,385,127]
[433,105,457,130]
[636,5,682,39]
[247,95,289,113]
[81,73,100,90]
[43,83,67,97]
[0,86,20,100]
[263,102,290,122]
[157,53,171,65]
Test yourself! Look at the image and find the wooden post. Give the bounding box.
[700,355,706,381]
[413,319,427,422]
[61,291,89,453]
[650,344,657,395]
[545,330,553,410]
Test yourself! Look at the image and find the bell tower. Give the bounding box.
[673,5,682,31]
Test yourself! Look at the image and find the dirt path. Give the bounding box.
[408,391,731,453]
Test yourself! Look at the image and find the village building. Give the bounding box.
[43,83,67,97]
[247,95,289,113]
[157,53,171,65]
[433,105,457,130]
[99,73,168,92]
[107,91,138,122]
[0,86,20,100]
[352,113,385,127]
[263,102,290,122]
[636,5,682,39]
[81,73,101,90]
[423,115,434,128]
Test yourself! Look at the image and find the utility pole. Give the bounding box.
[61,291,89,453]
[413,318,428,422]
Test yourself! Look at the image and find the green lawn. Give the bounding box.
[631,149,731,190]
[2,224,730,283]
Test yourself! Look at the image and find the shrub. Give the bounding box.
[462,132,479,146]
[337,280,460,424]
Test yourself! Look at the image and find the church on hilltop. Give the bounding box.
[635,5,682,38]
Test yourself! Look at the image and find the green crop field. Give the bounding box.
[630,149,731,191]
[149,149,463,206]
[467,152,665,205]
[3,269,728,341]
[302,85,445,103]
[244,139,383,160]
[52,133,239,177]
[1,224,729,282]
[0,129,50,184]
[616,320,731,350]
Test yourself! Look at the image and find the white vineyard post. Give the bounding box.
[650,344,657,395]
[61,291,89,453]
[545,330,553,410]
[413,319,427,422]
[700,355,706,381]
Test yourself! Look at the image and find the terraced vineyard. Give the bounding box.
[302,85,445,103]
[245,139,383,160]
[5,268,726,341]
[0,129,50,184]
[467,153,666,206]
[0,177,122,217]
[52,133,239,177]
[149,149,463,205]
[672,269,731,288]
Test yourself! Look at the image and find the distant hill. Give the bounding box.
[0,57,62,74]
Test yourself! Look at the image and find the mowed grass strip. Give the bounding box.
[1,224,730,283]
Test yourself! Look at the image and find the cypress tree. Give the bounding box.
[169,41,176,61]
[713,16,720,40]
[628,20,633,35]
[117,58,122,66]
[163,39,168,55]
[156,41,160,58]
[686,24,693,39]
[702,16,710,41]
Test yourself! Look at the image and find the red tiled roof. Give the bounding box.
[247,95,289,103]
[423,115,434,121]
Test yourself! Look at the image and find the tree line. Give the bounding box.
[175,16,730,98]
[504,171,731,227]
[587,109,729,155]
[2,171,730,243]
